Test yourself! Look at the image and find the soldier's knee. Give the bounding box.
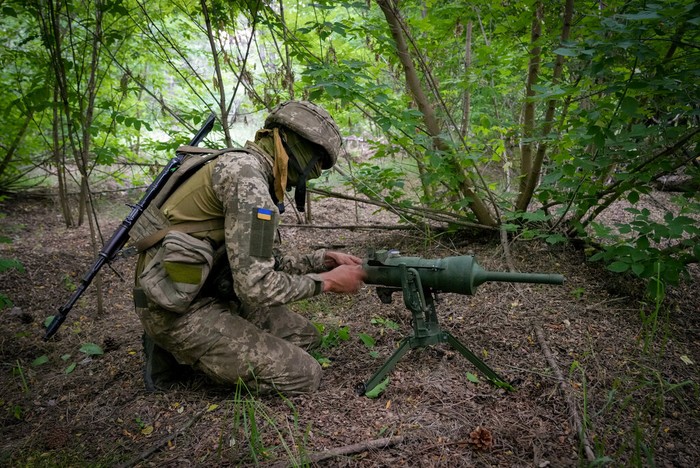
[308,357,322,389]
[275,354,322,394]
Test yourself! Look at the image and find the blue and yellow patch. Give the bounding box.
[256,208,272,221]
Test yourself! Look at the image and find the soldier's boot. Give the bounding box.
[142,333,192,392]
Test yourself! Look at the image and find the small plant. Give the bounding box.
[639,263,666,354]
[62,274,77,292]
[371,316,400,333]
[571,287,586,300]
[12,360,30,393]
[0,231,25,309]
[311,323,351,367]
[222,380,310,465]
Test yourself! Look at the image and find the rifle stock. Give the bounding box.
[45,114,216,340]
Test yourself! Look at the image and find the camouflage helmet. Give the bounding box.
[264,100,344,169]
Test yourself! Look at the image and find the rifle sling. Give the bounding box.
[135,219,224,253]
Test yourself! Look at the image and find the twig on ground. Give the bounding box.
[280,223,417,230]
[534,326,597,462]
[498,229,596,462]
[117,407,208,468]
[265,435,405,467]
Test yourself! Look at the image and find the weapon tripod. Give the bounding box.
[357,264,513,395]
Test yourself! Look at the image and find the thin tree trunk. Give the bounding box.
[0,113,33,179]
[518,1,543,195]
[517,0,574,212]
[460,20,472,138]
[52,83,74,227]
[80,0,105,315]
[376,0,496,227]
[279,0,295,98]
[201,0,233,147]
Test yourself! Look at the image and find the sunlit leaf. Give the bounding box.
[365,377,390,399]
[32,355,49,366]
[79,343,104,356]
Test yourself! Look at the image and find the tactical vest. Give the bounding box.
[129,146,249,253]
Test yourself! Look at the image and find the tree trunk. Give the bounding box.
[52,83,74,227]
[516,0,574,212]
[0,113,32,180]
[460,20,473,138]
[201,0,233,147]
[375,0,496,227]
[518,1,543,195]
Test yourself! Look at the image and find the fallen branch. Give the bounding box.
[117,407,208,468]
[280,223,418,231]
[266,435,405,467]
[310,188,498,231]
[498,234,596,462]
[534,326,597,462]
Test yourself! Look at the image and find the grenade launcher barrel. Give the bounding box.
[363,250,564,295]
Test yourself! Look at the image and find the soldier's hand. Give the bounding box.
[323,251,363,269]
[319,265,366,293]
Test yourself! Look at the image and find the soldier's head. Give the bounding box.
[264,100,345,210]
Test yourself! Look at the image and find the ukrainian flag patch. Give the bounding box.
[256,208,272,221]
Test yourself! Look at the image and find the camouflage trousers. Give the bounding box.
[134,291,322,395]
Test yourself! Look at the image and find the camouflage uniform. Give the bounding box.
[134,142,327,395]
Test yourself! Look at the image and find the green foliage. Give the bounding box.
[221,381,310,464]
[0,225,25,309]
[311,323,351,366]
[364,377,389,399]
[0,0,697,301]
[79,343,105,356]
[314,323,350,349]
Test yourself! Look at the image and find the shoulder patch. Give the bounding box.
[249,207,276,257]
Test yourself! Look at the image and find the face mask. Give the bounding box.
[280,130,325,212]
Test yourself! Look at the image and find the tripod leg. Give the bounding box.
[442,332,513,390]
[359,338,413,395]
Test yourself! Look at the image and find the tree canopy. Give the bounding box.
[1,0,698,295]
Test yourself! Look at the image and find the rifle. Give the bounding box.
[357,249,565,395]
[45,114,217,340]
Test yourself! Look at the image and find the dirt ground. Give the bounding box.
[1,191,698,467]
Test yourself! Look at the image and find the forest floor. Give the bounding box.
[1,190,698,467]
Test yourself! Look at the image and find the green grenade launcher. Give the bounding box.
[358,249,565,396]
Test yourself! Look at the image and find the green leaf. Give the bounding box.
[358,333,376,348]
[622,11,660,20]
[44,316,55,328]
[553,47,578,57]
[0,258,25,273]
[365,377,390,398]
[608,261,630,273]
[32,355,49,366]
[621,97,639,116]
[65,362,77,374]
[336,326,350,342]
[466,372,480,384]
[79,343,104,356]
[545,234,567,245]
[627,191,640,204]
